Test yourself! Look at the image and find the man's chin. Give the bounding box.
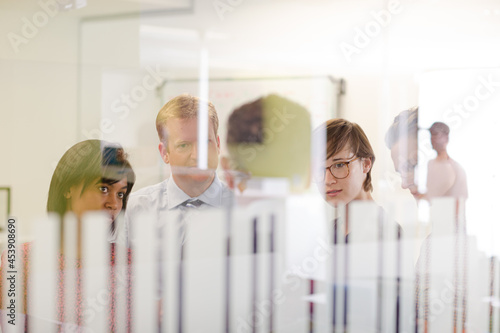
[173,169,215,183]
[186,173,212,182]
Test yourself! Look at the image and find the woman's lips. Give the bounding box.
[326,189,342,197]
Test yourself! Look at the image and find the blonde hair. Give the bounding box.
[156,94,219,143]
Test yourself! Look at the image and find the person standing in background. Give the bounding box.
[425,121,468,199]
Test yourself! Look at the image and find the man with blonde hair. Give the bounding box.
[125,94,232,226]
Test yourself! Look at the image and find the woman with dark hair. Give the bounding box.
[47,139,135,231]
[1,140,135,331]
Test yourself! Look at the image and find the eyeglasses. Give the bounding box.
[313,156,360,182]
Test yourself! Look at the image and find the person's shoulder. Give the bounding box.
[428,158,454,172]
[448,158,466,172]
[129,180,168,198]
[218,178,235,204]
[219,179,233,194]
[126,180,168,211]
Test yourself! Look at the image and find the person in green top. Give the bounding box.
[225,94,311,193]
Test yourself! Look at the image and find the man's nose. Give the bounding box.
[190,143,198,160]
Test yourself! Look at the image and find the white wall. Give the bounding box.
[0,6,79,237]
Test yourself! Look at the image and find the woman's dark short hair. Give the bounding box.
[315,118,376,192]
[47,140,135,218]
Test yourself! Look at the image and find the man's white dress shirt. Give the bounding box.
[119,176,233,245]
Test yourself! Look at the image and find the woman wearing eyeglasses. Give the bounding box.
[313,120,404,333]
[314,118,375,207]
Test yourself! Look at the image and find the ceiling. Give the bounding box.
[135,0,500,77]
[0,0,193,19]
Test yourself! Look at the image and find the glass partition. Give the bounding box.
[2,0,500,332]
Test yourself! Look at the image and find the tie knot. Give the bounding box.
[181,199,203,208]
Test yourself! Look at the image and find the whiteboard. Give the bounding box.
[95,74,340,189]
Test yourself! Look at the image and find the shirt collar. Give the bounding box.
[198,176,223,207]
[167,176,223,210]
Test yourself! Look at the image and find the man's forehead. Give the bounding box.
[430,130,446,136]
[166,118,216,140]
[166,117,197,129]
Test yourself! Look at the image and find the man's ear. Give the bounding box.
[362,157,372,174]
[216,135,221,154]
[159,142,169,164]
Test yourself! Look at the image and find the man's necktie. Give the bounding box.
[178,199,203,245]
[180,199,204,209]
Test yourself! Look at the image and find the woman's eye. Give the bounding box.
[117,192,125,199]
[334,163,345,169]
[98,186,108,193]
